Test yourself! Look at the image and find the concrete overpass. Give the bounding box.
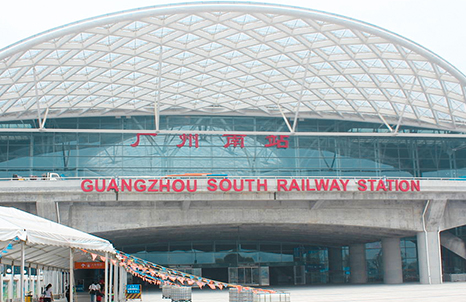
[1,176,466,285]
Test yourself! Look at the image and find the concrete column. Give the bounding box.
[349,244,367,284]
[417,231,443,284]
[36,199,58,222]
[328,247,344,283]
[382,238,403,284]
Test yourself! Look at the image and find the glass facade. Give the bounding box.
[0,115,465,178]
[128,238,418,284]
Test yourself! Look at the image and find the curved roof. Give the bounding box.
[1,2,466,132]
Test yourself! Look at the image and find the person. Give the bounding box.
[65,284,70,302]
[44,284,54,302]
[89,281,100,302]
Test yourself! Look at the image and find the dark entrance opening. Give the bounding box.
[269,266,294,285]
[202,267,228,283]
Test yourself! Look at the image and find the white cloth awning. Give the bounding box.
[0,206,115,269]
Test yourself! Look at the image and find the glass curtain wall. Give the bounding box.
[129,238,418,284]
[0,116,465,178]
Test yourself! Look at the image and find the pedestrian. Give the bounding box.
[65,284,70,302]
[89,281,99,302]
[44,284,54,302]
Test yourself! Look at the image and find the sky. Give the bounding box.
[1,0,466,74]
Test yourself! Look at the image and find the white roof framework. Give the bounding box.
[1,2,466,133]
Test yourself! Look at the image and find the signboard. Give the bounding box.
[81,178,421,193]
[74,262,105,270]
[125,284,141,300]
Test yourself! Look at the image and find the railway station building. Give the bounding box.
[0,2,466,287]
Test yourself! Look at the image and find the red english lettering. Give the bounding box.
[315,179,329,191]
[81,179,93,192]
[367,179,377,191]
[106,179,119,192]
[207,179,217,191]
[186,180,197,192]
[95,179,106,192]
[277,179,288,191]
[245,179,254,191]
[411,180,420,191]
[121,179,132,192]
[288,179,300,191]
[134,179,146,192]
[220,179,232,191]
[358,179,367,191]
[376,180,387,191]
[160,180,170,192]
[148,180,158,192]
[329,179,340,191]
[306,179,315,191]
[399,180,409,192]
[233,180,244,192]
[339,179,349,191]
[257,179,267,191]
[173,180,185,192]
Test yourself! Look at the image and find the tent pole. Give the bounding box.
[69,249,74,302]
[104,253,108,302]
[0,260,3,302]
[109,260,113,302]
[20,242,25,302]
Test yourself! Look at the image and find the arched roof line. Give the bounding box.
[0,2,466,132]
[1,2,464,83]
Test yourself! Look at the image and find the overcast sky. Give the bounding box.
[1,0,465,74]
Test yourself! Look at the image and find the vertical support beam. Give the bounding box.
[113,262,118,302]
[104,253,108,302]
[328,247,344,283]
[20,242,25,302]
[417,231,443,284]
[382,238,403,284]
[9,263,14,301]
[36,266,41,299]
[109,260,113,302]
[349,244,367,284]
[0,262,3,302]
[70,249,74,302]
[119,266,126,302]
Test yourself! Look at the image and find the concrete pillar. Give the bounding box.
[382,238,403,284]
[349,244,367,284]
[328,247,344,283]
[417,231,443,284]
[36,199,58,222]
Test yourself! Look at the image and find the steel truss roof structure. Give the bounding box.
[1,2,466,134]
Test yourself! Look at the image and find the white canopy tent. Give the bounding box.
[0,206,116,302]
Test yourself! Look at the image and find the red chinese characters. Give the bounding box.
[130,133,289,149]
[222,134,246,148]
[177,134,199,148]
[264,135,289,149]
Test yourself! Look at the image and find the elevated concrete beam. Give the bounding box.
[425,199,447,231]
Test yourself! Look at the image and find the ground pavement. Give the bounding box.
[75,282,466,302]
